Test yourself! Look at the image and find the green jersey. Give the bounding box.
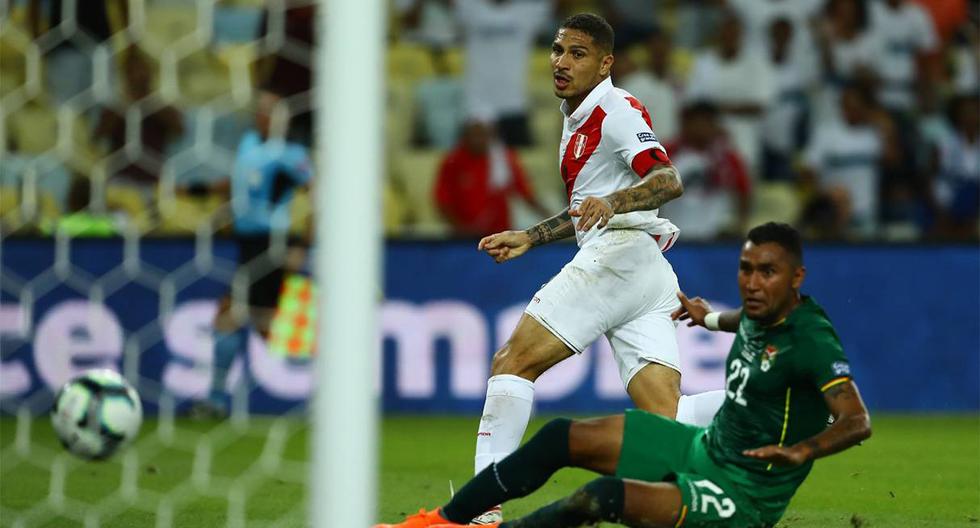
[704,296,852,521]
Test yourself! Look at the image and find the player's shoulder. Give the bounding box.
[787,297,841,344]
[600,86,647,117]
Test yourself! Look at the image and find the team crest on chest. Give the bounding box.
[573,133,588,159]
[760,344,779,372]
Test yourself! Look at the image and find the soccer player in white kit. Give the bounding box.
[470,13,724,525]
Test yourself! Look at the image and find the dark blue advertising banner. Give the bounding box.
[2,238,977,414]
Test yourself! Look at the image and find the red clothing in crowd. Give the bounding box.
[664,139,752,197]
[434,146,535,235]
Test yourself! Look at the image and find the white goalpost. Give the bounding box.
[313,0,385,526]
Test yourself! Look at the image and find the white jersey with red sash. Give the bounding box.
[558,77,680,250]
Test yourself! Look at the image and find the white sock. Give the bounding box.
[474,374,535,474]
[676,390,726,427]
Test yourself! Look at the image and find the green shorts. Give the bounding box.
[615,410,770,528]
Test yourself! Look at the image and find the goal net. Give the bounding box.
[0,0,362,525]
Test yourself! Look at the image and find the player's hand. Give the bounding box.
[569,196,614,232]
[742,444,811,467]
[671,291,713,327]
[478,230,533,264]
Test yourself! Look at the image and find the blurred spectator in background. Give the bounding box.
[192,90,313,418]
[869,0,939,112]
[413,48,465,148]
[434,112,546,235]
[687,10,774,175]
[928,93,980,238]
[672,0,727,49]
[28,0,127,105]
[725,0,822,71]
[41,177,120,237]
[659,101,751,239]
[813,0,882,121]
[93,47,184,200]
[604,0,658,50]
[397,0,459,48]
[761,18,816,181]
[256,2,315,146]
[801,84,894,238]
[615,30,680,142]
[455,0,551,146]
[948,16,980,94]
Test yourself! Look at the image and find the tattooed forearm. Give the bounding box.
[605,165,683,214]
[794,383,871,462]
[525,208,575,247]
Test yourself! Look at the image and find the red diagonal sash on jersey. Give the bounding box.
[561,107,606,203]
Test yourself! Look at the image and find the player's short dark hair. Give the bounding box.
[747,222,803,264]
[559,13,614,54]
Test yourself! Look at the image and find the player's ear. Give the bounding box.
[792,265,806,290]
[600,54,614,77]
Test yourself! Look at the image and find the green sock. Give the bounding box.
[500,477,625,528]
[441,418,572,523]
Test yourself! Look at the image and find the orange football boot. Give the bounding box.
[374,508,453,528]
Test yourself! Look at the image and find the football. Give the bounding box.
[50,369,143,460]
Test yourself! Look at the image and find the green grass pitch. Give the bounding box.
[2,414,977,527]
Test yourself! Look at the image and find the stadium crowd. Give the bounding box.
[1,0,977,241]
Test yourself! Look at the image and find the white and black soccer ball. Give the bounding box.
[51,369,143,460]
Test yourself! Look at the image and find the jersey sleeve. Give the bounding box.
[602,108,671,178]
[795,328,852,392]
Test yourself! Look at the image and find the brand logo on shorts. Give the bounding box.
[573,134,588,159]
[532,296,541,303]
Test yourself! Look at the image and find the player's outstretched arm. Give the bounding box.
[743,380,872,466]
[671,292,741,332]
[477,209,574,264]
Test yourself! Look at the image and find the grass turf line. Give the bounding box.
[2,414,978,527]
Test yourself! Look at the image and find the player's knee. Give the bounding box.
[568,477,625,521]
[490,345,533,379]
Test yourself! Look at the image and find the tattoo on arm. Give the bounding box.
[525,208,574,247]
[794,382,871,461]
[605,165,683,214]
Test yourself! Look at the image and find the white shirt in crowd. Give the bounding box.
[934,129,980,208]
[805,120,882,231]
[763,57,817,154]
[394,0,459,47]
[687,48,775,174]
[618,72,680,141]
[456,0,550,117]
[815,32,884,123]
[870,0,938,109]
[728,0,823,71]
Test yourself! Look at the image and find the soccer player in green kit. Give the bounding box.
[376,222,872,528]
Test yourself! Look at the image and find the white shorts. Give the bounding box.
[524,229,681,389]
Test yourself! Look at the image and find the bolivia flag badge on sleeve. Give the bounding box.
[268,274,317,359]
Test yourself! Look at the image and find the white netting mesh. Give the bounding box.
[1,1,317,525]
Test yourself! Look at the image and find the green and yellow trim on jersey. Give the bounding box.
[820,376,850,392]
[767,387,792,471]
[673,504,688,527]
